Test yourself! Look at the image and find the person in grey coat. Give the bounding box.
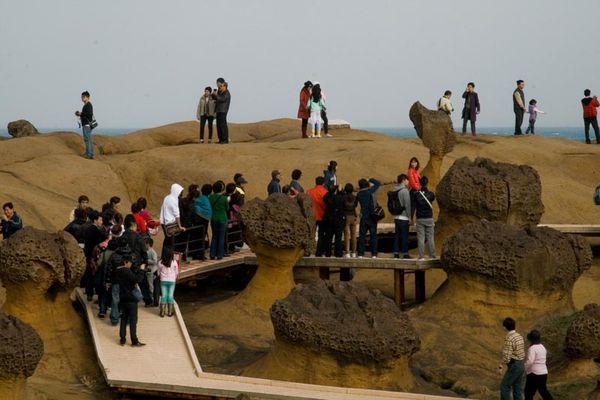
[197,86,217,143]
[392,174,412,258]
[414,176,436,259]
[215,78,231,144]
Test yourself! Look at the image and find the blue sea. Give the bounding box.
[0,126,589,143]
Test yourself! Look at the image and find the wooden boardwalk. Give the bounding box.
[74,288,456,399]
[538,224,600,237]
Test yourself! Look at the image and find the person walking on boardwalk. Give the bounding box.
[414,176,436,260]
[355,177,381,258]
[513,80,526,135]
[525,99,545,135]
[74,90,95,159]
[116,253,147,346]
[581,89,600,144]
[461,82,480,135]
[297,81,312,138]
[197,86,217,143]
[499,317,525,400]
[157,247,179,318]
[215,78,231,144]
[524,330,554,400]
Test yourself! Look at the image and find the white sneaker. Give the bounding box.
[325,133,333,138]
[418,257,426,261]
[358,256,364,259]
[372,256,377,259]
[344,253,351,258]
[351,253,357,258]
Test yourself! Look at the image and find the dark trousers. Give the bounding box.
[501,360,524,400]
[357,217,377,256]
[462,118,475,134]
[393,219,410,256]
[315,221,327,256]
[323,220,344,257]
[584,116,600,143]
[514,109,525,135]
[216,112,229,143]
[524,373,553,400]
[119,301,139,343]
[210,220,226,259]
[321,110,329,134]
[525,119,536,134]
[301,118,309,137]
[200,116,214,141]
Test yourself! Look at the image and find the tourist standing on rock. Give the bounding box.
[297,81,312,138]
[75,91,95,159]
[499,317,525,400]
[215,78,231,144]
[116,253,146,346]
[323,160,338,190]
[290,169,304,193]
[157,247,179,317]
[307,176,328,256]
[197,86,217,143]
[343,183,358,261]
[513,80,526,135]
[437,90,454,115]
[524,330,554,400]
[209,181,229,260]
[391,174,412,259]
[1,202,23,240]
[525,99,545,135]
[69,195,90,222]
[414,176,436,260]
[461,82,480,135]
[313,82,331,137]
[356,177,381,258]
[267,170,282,195]
[307,85,326,138]
[322,185,346,258]
[581,89,600,144]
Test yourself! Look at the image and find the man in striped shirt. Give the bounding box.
[500,317,525,400]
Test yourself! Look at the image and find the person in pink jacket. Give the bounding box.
[157,248,179,317]
[407,157,421,220]
[524,330,553,400]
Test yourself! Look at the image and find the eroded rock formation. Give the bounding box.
[409,101,455,189]
[566,303,600,359]
[237,193,315,310]
[7,119,39,138]
[436,157,544,245]
[244,281,420,390]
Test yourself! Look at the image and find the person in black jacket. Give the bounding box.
[115,253,146,346]
[1,202,23,240]
[267,170,282,195]
[121,215,152,306]
[74,90,95,159]
[322,185,346,258]
[215,78,231,144]
[64,208,89,246]
[414,176,436,260]
[82,210,108,301]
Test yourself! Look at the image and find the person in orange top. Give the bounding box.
[407,157,421,220]
[306,176,328,256]
[131,203,147,234]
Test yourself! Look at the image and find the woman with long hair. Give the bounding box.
[407,157,421,221]
[297,81,312,138]
[157,247,179,317]
[307,85,326,138]
[524,330,554,400]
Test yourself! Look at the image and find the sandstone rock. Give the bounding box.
[7,120,39,138]
[566,303,600,359]
[436,157,544,244]
[442,221,591,293]
[409,101,455,189]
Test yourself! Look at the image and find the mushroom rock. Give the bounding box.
[7,119,39,138]
[409,101,455,189]
[566,303,600,359]
[237,193,316,311]
[244,281,420,391]
[436,157,544,245]
[0,312,44,400]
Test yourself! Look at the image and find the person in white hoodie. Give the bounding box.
[160,183,186,254]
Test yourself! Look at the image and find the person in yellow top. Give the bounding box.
[499,317,525,400]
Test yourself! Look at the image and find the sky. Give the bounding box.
[1,0,599,130]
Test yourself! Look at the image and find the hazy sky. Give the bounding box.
[1,1,599,130]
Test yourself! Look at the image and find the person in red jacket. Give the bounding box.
[407,157,421,221]
[581,89,600,144]
[297,81,313,138]
[307,176,328,256]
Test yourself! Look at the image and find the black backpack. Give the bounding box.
[594,185,600,205]
[387,190,405,215]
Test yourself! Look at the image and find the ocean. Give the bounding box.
[0,126,590,143]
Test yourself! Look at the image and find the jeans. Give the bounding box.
[514,109,525,135]
[110,284,120,324]
[525,119,536,134]
[82,125,93,158]
[216,112,229,143]
[524,373,553,400]
[501,360,524,400]
[160,281,176,304]
[210,220,227,259]
[462,118,476,134]
[357,217,377,256]
[584,116,600,143]
[315,221,327,256]
[119,301,139,344]
[200,116,214,141]
[416,218,436,258]
[146,265,157,299]
[393,219,410,256]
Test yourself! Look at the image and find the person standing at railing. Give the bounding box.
[157,247,179,318]
[193,184,213,261]
[209,181,229,260]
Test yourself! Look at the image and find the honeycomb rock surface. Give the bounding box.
[409,101,455,156]
[7,120,39,138]
[270,280,420,364]
[442,221,592,292]
[566,303,600,358]
[0,312,43,378]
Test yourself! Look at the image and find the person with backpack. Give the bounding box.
[414,176,436,260]
[391,174,412,259]
[356,177,381,258]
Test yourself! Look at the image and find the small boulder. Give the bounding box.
[566,303,600,359]
[7,120,39,138]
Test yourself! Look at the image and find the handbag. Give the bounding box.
[370,193,385,221]
[90,116,98,130]
[132,286,143,302]
[164,221,182,237]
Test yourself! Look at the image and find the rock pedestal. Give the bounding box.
[7,120,39,138]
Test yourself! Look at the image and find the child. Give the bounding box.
[157,247,179,317]
[526,99,545,134]
[145,237,159,306]
[307,85,326,138]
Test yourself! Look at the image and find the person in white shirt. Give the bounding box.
[437,90,454,115]
[160,183,186,254]
[524,329,554,400]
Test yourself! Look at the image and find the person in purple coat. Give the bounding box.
[461,82,480,136]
